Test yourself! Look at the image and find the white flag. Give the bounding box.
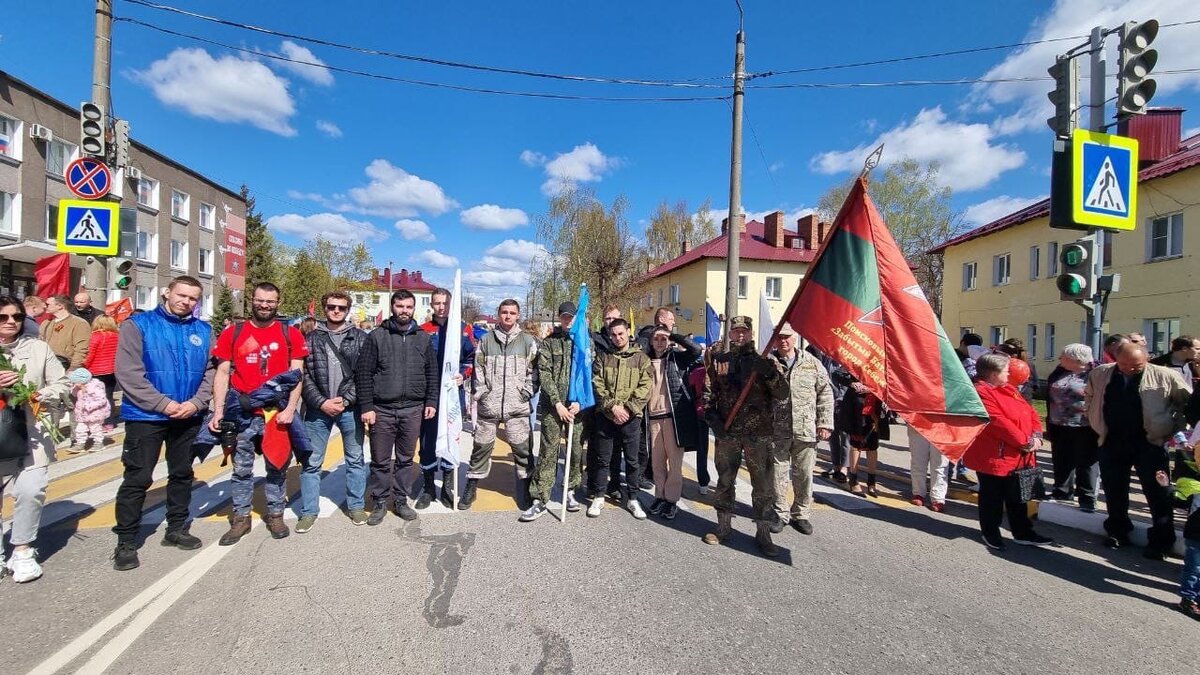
[435,270,463,466]
[758,287,774,350]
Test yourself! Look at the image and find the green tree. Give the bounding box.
[307,236,376,290]
[644,198,718,266]
[816,159,966,316]
[211,285,237,336]
[281,248,332,317]
[241,185,281,309]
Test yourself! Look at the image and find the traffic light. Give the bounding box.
[1056,237,1096,302]
[113,119,130,167]
[1117,20,1158,117]
[79,102,106,157]
[113,258,133,290]
[1047,55,1078,138]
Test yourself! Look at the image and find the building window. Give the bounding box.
[737,275,748,299]
[1148,213,1183,260]
[198,247,213,275]
[764,277,782,301]
[961,261,977,291]
[1048,242,1059,275]
[992,253,1011,286]
[170,240,188,270]
[136,230,157,262]
[45,204,59,241]
[137,177,160,209]
[1145,318,1181,356]
[0,115,21,160]
[657,288,663,306]
[1045,323,1056,360]
[1029,245,1040,280]
[46,139,76,177]
[1027,324,1038,361]
[0,192,17,235]
[989,326,1006,345]
[199,202,216,230]
[669,283,682,304]
[134,285,156,310]
[171,190,190,221]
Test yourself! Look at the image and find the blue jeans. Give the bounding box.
[231,417,287,517]
[1182,538,1200,601]
[301,408,366,515]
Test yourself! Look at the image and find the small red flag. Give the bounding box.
[105,298,134,323]
[375,310,384,325]
[33,253,71,298]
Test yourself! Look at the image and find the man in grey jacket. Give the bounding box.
[298,291,368,533]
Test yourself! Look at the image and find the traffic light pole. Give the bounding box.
[1085,26,1106,359]
[86,0,114,308]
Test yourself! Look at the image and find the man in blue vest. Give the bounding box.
[111,276,215,571]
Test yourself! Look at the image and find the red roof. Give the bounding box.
[931,128,1200,254]
[358,267,439,292]
[646,219,817,278]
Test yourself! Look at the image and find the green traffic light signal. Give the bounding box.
[1062,247,1084,267]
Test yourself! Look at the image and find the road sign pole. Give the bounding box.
[87,0,115,307]
[1086,25,1106,358]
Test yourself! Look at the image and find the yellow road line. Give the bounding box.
[202,434,346,520]
[3,455,127,519]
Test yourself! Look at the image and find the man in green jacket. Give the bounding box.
[522,302,586,521]
[586,318,652,520]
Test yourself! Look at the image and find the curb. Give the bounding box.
[1035,500,1186,557]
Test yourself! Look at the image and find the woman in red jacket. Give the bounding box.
[963,352,1054,550]
[83,314,120,430]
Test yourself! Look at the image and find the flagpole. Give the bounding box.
[561,420,573,522]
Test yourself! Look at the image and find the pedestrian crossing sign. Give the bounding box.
[56,199,119,255]
[1071,129,1139,231]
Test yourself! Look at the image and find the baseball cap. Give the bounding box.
[778,322,797,337]
[557,301,577,316]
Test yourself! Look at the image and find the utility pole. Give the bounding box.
[722,4,745,350]
[1086,25,1106,359]
[86,0,114,309]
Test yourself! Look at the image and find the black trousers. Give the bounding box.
[112,419,202,543]
[977,472,1034,540]
[694,416,712,487]
[369,404,423,502]
[589,414,643,499]
[1099,440,1175,549]
[1048,424,1099,502]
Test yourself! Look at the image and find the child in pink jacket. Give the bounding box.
[69,368,110,451]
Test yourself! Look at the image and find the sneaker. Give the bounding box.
[981,534,1006,551]
[1178,598,1200,621]
[367,504,388,526]
[698,485,710,495]
[349,509,369,526]
[519,500,548,522]
[6,549,43,583]
[910,495,926,507]
[161,529,202,550]
[638,478,655,491]
[565,493,581,512]
[1013,533,1054,547]
[586,495,605,518]
[113,542,140,571]
[295,515,318,534]
[627,498,647,520]
[394,500,418,521]
[662,503,678,520]
[649,498,666,515]
[929,501,945,513]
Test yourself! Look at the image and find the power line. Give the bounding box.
[115,18,730,103]
[746,68,1200,90]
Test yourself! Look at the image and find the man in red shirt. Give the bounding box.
[209,282,308,544]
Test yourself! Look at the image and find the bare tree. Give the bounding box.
[461,294,482,324]
[643,198,718,266]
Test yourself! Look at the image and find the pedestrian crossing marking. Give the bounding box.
[1084,155,1127,214]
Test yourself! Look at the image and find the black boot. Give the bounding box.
[514,476,533,511]
[439,476,455,509]
[415,470,436,510]
[458,479,478,510]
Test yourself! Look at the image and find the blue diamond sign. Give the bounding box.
[1071,129,1139,231]
[56,199,119,256]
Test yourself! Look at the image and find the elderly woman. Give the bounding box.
[1045,343,1100,512]
[0,294,69,582]
[962,352,1054,550]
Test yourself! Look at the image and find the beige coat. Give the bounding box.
[1,335,70,473]
[1084,362,1190,446]
[39,313,91,370]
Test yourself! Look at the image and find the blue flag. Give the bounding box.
[567,284,596,409]
[705,302,721,346]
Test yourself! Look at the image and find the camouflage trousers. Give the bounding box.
[530,410,586,504]
[468,415,532,480]
[772,439,817,522]
[713,436,777,524]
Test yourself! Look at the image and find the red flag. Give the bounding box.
[307,298,316,317]
[375,310,384,325]
[781,177,988,461]
[105,298,134,323]
[33,253,71,298]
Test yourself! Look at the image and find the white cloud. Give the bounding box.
[412,249,459,268]
[315,120,343,138]
[343,160,457,218]
[463,270,518,287]
[810,107,1026,192]
[132,47,296,136]
[484,239,547,265]
[270,40,334,86]
[768,161,785,173]
[266,212,386,242]
[462,239,548,292]
[536,143,619,196]
[520,150,546,166]
[962,194,1048,226]
[461,204,530,231]
[394,218,435,241]
[971,0,1200,135]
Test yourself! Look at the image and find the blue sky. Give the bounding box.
[5,1,1200,308]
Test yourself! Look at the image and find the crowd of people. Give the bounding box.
[1,280,1197,622]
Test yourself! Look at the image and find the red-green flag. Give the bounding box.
[782,177,987,461]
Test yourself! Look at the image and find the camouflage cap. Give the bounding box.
[730,315,753,330]
[778,322,797,337]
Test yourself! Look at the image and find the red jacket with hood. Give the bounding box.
[963,381,1042,477]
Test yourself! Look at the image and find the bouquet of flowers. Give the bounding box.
[0,351,67,445]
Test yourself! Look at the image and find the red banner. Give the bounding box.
[105,298,134,323]
[33,253,71,298]
[223,211,246,291]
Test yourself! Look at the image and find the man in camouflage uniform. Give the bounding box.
[770,323,834,536]
[703,315,789,556]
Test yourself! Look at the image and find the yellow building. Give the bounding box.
[640,211,829,340]
[933,108,1200,365]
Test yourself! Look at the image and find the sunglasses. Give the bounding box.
[0,313,25,323]
[325,304,349,312]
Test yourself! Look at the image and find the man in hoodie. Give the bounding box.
[461,299,538,510]
[356,289,438,526]
[297,291,369,532]
[587,318,653,520]
[632,307,677,488]
[418,287,476,509]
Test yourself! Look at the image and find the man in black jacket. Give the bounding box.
[298,291,369,533]
[356,290,437,525]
